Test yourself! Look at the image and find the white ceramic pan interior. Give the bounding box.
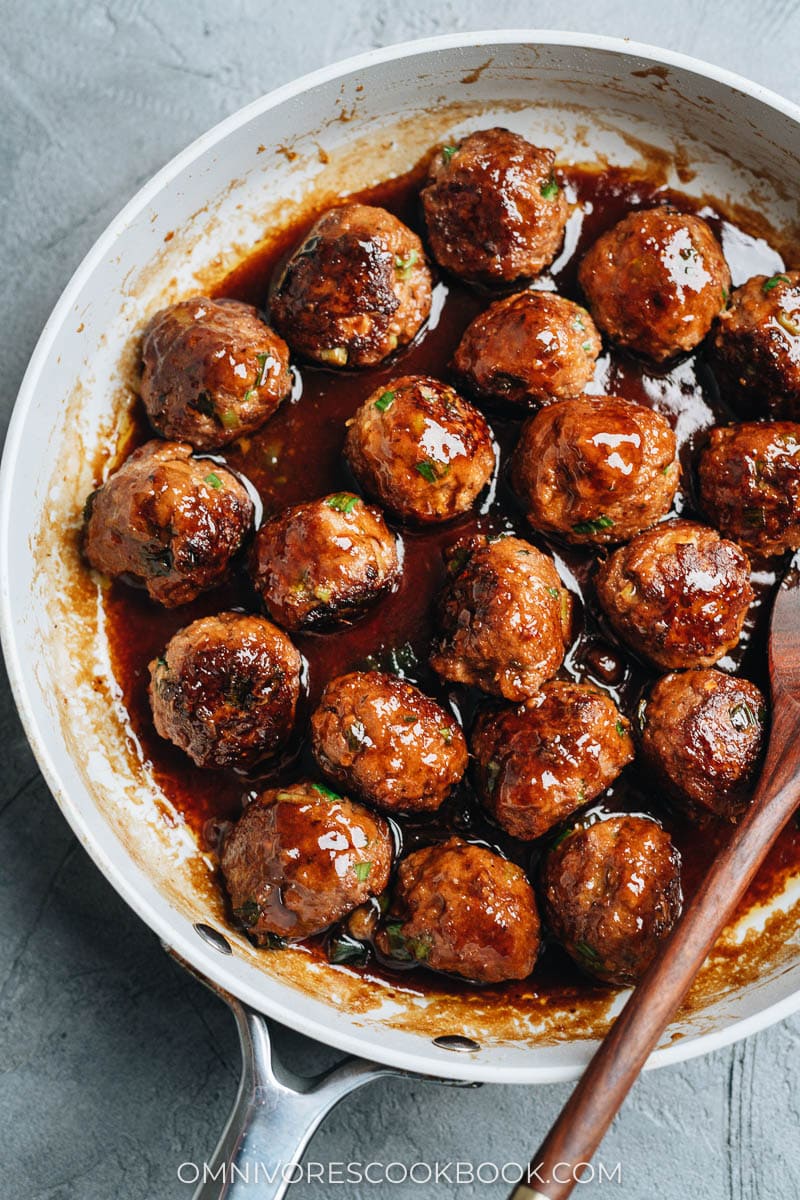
[3,32,800,1084]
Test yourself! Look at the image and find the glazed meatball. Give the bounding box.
[376,838,540,983]
[148,613,302,770]
[639,669,767,822]
[311,671,467,814]
[595,519,753,669]
[420,128,568,284]
[472,682,634,840]
[511,396,679,545]
[344,375,496,524]
[453,291,601,408]
[541,815,682,985]
[710,272,800,419]
[578,207,730,362]
[140,297,292,451]
[270,204,432,368]
[249,493,400,632]
[698,421,800,556]
[430,536,572,701]
[221,782,392,943]
[83,440,253,607]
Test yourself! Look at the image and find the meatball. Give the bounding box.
[270,204,432,368]
[343,375,496,525]
[249,493,400,632]
[595,519,753,670]
[83,440,253,607]
[639,669,766,822]
[376,838,540,983]
[311,671,467,814]
[698,421,800,556]
[140,297,291,451]
[511,396,679,545]
[578,207,730,362]
[420,128,568,284]
[221,782,393,943]
[148,613,302,770]
[453,291,601,408]
[471,682,634,840]
[541,815,682,985]
[430,536,572,701]
[710,272,800,419]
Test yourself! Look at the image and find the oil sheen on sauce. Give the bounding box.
[103,160,800,1009]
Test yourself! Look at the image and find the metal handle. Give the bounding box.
[192,1000,398,1200]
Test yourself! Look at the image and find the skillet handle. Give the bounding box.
[191,1001,399,1200]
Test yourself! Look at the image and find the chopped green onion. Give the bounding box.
[442,144,458,163]
[730,701,759,731]
[540,173,560,200]
[394,250,419,278]
[778,311,800,337]
[204,472,222,489]
[572,515,614,535]
[551,824,576,851]
[547,586,560,598]
[384,922,431,962]
[415,459,446,483]
[318,346,348,366]
[220,409,240,429]
[575,940,602,966]
[328,935,370,966]
[325,493,359,514]
[255,351,271,387]
[615,720,626,737]
[439,725,453,745]
[582,341,593,352]
[374,389,396,412]
[763,274,790,293]
[312,782,342,801]
[354,861,372,882]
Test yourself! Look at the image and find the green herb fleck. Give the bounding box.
[385,922,431,962]
[319,346,348,366]
[572,515,614,535]
[442,144,458,163]
[551,824,576,851]
[156,656,168,669]
[220,409,240,430]
[547,586,561,598]
[763,274,791,293]
[354,861,373,883]
[730,701,759,731]
[346,720,368,751]
[233,901,260,929]
[721,286,729,306]
[575,940,603,967]
[394,250,419,278]
[312,782,342,801]
[540,173,560,200]
[416,459,449,483]
[615,720,626,737]
[439,725,453,745]
[374,389,396,412]
[582,341,593,352]
[325,492,359,514]
[205,472,222,489]
[255,352,271,387]
[328,935,370,967]
[778,311,800,337]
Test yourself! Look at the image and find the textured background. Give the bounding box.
[2,3,800,1197]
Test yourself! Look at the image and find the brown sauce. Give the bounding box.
[103,159,800,1010]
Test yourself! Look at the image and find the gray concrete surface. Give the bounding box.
[1,2,799,1197]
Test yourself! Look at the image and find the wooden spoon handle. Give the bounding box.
[511,697,800,1200]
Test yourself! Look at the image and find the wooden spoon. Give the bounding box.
[510,564,800,1200]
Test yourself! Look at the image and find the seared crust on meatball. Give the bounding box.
[140,297,292,450]
[377,838,540,983]
[148,613,301,770]
[541,815,682,985]
[221,781,393,943]
[249,493,400,632]
[472,682,634,840]
[83,440,254,607]
[421,128,568,284]
[344,375,496,524]
[511,396,679,545]
[639,669,766,822]
[710,272,800,419]
[578,207,730,362]
[698,421,800,556]
[453,292,601,408]
[311,671,467,813]
[595,519,753,669]
[270,204,432,368]
[430,536,572,701]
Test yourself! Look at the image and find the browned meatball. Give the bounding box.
[578,207,730,362]
[453,291,601,408]
[270,204,432,368]
[698,421,800,556]
[540,815,682,985]
[148,613,302,770]
[639,669,767,822]
[250,493,400,632]
[512,396,679,545]
[710,272,800,419]
[471,682,634,840]
[221,782,393,943]
[595,519,753,670]
[311,671,467,814]
[376,838,540,983]
[83,440,253,607]
[344,375,496,524]
[140,297,291,451]
[420,128,568,284]
[430,536,572,701]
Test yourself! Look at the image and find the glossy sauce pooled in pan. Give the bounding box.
[102,158,800,1009]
